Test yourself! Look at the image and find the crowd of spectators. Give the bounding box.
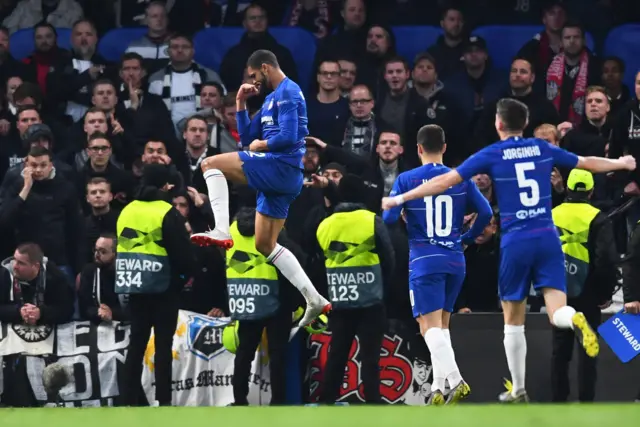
[0,0,637,369]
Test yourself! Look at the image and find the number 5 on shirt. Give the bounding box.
[515,162,540,207]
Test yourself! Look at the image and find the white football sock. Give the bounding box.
[431,357,446,393]
[442,329,452,347]
[441,328,452,388]
[204,168,230,234]
[268,244,321,302]
[552,305,577,329]
[424,328,462,388]
[503,324,527,395]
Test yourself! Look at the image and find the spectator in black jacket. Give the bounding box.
[425,6,466,81]
[219,3,298,91]
[0,146,84,277]
[475,58,559,152]
[75,132,135,214]
[78,233,128,323]
[21,22,71,110]
[0,122,75,195]
[0,242,74,325]
[609,71,640,213]
[82,177,119,264]
[0,25,28,85]
[118,52,181,166]
[48,19,113,124]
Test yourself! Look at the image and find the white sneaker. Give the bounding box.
[298,296,331,328]
[191,229,234,249]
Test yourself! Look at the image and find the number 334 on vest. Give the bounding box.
[115,200,173,294]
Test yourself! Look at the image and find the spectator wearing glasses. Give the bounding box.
[342,84,376,158]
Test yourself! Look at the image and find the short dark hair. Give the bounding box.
[169,33,193,46]
[247,49,279,69]
[511,56,533,72]
[0,26,9,38]
[384,56,409,71]
[318,60,340,72]
[16,243,44,264]
[85,106,106,117]
[184,114,208,129]
[441,6,463,20]
[603,56,625,73]
[16,105,40,119]
[120,52,144,68]
[97,232,117,251]
[88,131,111,146]
[202,81,224,95]
[27,146,52,160]
[92,79,115,94]
[496,98,529,132]
[14,82,43,106]
[72,19,97,34]
[562,21,585,38]
[34,22,57,37]
[87,176,110,188]
[417,124,446,153]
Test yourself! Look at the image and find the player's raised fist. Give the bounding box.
[236,84,259,100]
[620,155,636,171]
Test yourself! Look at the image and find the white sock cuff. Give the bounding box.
[504,324,525,334]
[424,327,445,343]
[203,168,224,180]
[267,243,285,262]
[552,305,576,328]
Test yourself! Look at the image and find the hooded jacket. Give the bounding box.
[78,261,129,323]
[0,256,74,324]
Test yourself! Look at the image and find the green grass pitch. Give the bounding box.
[2,405,640,427]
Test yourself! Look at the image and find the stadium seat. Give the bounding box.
[193,27,317,92]
[98,27,147,62]
[9,27,72,60]
[472,25,595,70]
[604,24,640,91]
[391,26,442,66]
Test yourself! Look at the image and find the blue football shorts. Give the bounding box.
[238,151,304,219]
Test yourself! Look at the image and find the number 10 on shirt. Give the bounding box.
[424,195,453,237]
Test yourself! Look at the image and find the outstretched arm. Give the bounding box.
[382,170,464,210]
[576,155,636,174]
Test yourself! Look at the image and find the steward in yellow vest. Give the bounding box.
[226,206,303,406]
[116,164,196,407]
[315,174,396,404]
[551,168,618,403]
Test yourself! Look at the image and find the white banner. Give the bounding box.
[0,311,272,407]
[141,311,272,406]
[0,322,55,355]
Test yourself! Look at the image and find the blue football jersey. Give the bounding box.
[456,136,579,246]
[384,163,492,275]
[259,78,307,167]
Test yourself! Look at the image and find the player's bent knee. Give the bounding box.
[255,239,275,258]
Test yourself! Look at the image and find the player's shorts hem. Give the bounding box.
[255,207,288,220]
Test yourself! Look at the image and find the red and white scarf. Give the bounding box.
[546,51,589,125]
